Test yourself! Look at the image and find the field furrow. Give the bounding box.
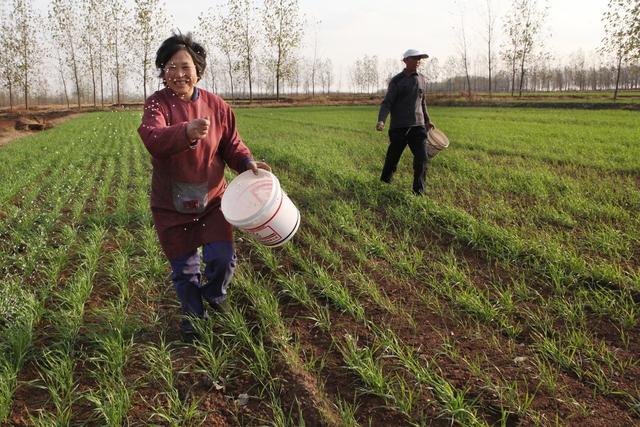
[0,106,638,426]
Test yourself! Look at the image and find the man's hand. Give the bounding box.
[427,122,435,130]
[376,121,384,131]
[247,160,272,175]
[186,117,210,141]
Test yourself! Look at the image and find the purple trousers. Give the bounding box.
[169,241,236,317]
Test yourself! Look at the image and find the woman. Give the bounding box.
[138,32,270,341]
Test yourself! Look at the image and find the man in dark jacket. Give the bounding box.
[376,49,434,195]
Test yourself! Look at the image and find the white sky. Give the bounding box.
[29,0,607,92]
[168,0,606,68]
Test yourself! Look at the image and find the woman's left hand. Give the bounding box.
[247,160,272,175]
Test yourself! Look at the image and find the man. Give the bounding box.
[376,48,434,195]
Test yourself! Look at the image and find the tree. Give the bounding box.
[54,48,71,108]
[199,7,236,98]
[502,0,548,98]
[310,19,321,96]
[501,9,520,96]
[263,0,304,101]
[134,0,169,100]
[105,0,130,105]
[600,0,640,100]
[13,0,40,110]
[228,0,260,102]
[319,58,333,94]
[80,0,108,107]
[483,0,498,97]
[0,3,19,111]
[456,13,473,96]
[49,0,82,107]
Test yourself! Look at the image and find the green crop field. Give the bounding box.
[0,106,638,426]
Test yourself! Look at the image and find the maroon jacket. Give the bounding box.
[138,87,253,259]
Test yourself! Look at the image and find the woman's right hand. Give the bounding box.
[186,118,210,141]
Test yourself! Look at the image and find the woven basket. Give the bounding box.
[426,127,450,157]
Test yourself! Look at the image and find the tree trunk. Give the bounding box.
[510,58,516,97]
[89,49,97,107]
[71,43,81,107]
[613,55,622,101]
[59,65,70,108]
[143,59,148,101]
[248,54,253,103]
[114,30,121,105]
[24,66,28,110]
[209,66,216,93]
[488,43,492,98]
[226,54,234,100]
[8,80,14,111]
[518,53,526,98]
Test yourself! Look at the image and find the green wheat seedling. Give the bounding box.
[298,232,342,267]
[275,270,333,331]
[277,272,314,308]
[0,279,37,368]
[85,377,132,427]
[474,362,539,420]
[91,330,133,382]
[426,252,522,338]
[140,224,168,284]
[143,336,203,425]
[376,327,485,426]
[265,389,306,427]
[387,230,425,277]
[0,222,81,422]
[336,333,422,421]
[236,270,289,345]
[191,317,236,382]
[347,267,399,316]
[580,287,638,329]
[217,306,272,388]
[336,334,390,400]
[86,307,134,426]
[311,264,365,321]
[0,360,17,422]
[32,348,77,426]
[109,250,132,303]
[234,268,345,426]
[251,243,282,272]
[333,395,361,427]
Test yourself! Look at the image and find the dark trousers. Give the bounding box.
[169,241,236,317]
[380,126,429,194]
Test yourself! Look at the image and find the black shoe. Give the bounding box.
[180,318,199,343]
[206,298,228,314]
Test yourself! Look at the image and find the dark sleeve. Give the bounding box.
[422,93,430,125]
[377,80,397,123]
[219,104,253,173]
[421,76,430,125]
[137,95,192,158]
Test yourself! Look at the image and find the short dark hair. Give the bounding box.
[155,31,207,82]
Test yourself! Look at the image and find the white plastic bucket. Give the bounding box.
[221,169,300,247]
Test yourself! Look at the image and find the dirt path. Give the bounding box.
[0,113,84,147]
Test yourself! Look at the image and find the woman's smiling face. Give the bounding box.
[164,49,198,99]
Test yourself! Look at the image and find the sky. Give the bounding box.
[167,0,606,71]
[28,0,608,92]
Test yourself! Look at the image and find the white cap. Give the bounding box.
[402,49,429,59]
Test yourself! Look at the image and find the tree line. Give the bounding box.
[0,0,309,110]
[0,0,639,110]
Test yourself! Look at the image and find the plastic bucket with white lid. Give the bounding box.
[221,169,300,247]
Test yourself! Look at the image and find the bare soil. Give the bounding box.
[0,111,85,146]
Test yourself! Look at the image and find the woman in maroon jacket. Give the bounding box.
[138,32,270,341]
